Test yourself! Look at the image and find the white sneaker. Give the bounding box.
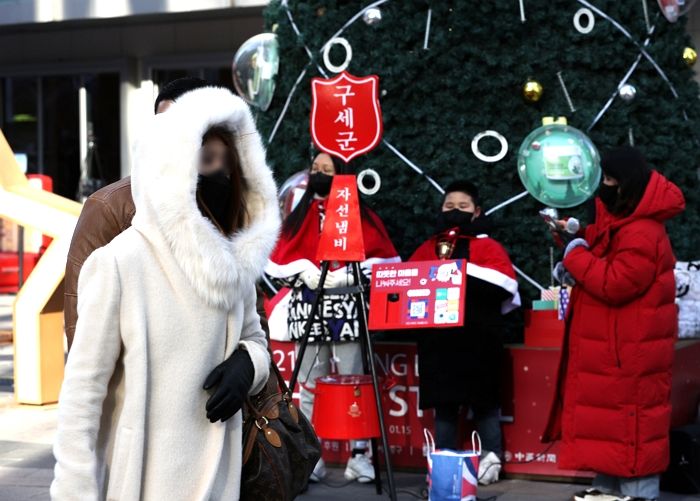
[309,458,326,483]
[344,453,375,483]
[572,489,640,501]
[478,451,502,485]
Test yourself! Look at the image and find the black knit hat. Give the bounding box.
[444,180,481,206]
[600,146,652,216]
[154,77,209,114]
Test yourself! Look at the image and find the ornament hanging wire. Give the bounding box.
[557,71,576,113]
[423,8,432,50]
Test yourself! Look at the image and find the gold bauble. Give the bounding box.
[523,79,544,103]
[683,47,698,66]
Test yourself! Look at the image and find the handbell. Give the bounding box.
[436,240,455,260]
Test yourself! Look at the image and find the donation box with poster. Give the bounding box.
[368,260,466,330]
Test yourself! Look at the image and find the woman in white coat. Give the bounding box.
[50,87,280,500]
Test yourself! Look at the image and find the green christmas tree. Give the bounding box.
[257,0,700,303]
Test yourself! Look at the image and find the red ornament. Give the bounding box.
[310,71,383,163]
[657,0,697,22]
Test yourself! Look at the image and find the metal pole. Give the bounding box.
[288,261,330,394]
[352,261,398,501]
[353,269,384,494]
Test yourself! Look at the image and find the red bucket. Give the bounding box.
[311,374,381,440]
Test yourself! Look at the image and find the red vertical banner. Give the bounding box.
[316,175,365,262]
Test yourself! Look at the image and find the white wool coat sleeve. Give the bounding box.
[51,248,122,501]
[238,288,270,396]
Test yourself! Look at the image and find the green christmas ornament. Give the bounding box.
[517,119,601,208]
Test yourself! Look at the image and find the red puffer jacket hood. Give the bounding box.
[587,171,685,256]
[594,170,685,231]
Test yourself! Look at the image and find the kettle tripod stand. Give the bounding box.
[288,259,398,501]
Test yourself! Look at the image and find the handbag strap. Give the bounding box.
[260,336,292,397]
[244,345,292,420]
[269,356,292,396]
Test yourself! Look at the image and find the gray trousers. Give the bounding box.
[296,341,368,450]
[593,473,660,499]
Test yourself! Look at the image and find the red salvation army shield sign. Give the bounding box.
[310,71,383,163]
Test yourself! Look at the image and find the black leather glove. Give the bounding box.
[203,349,254,423]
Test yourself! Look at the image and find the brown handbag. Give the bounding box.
[240,359,321,501]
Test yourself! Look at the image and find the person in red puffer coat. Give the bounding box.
[543,146,685,501]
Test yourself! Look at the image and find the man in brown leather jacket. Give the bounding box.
[64,78,270,423]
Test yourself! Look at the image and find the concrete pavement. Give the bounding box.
[0,295,697,500]
[0,344,57,501]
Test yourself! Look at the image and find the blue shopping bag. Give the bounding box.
[424,429,481,501]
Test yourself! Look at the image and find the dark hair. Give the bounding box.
[600,146,651,217]
[443,180,481,207]
[281,152,377,237]
[154,77,209,114]
[198,125,248,235]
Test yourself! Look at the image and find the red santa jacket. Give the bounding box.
[266,199,399,278]
[264,199,399,341]
[410,234,520,313]
[543,171,685,478]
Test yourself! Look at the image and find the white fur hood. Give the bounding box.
[131,87,280,309]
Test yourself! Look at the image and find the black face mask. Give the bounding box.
[436,209,475,234]
[308,172,333,197]
[598,183,619,212]
[198,170,231,229]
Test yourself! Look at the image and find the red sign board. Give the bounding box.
[310,71,383,163]
[316,175,365,262]
[270,341,700,476]
[269,339,592,477]
[368,260,467,331]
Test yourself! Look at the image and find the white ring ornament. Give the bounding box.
[322,37,353,74]
[573,8,595,34]
[357,168,381,196]
[471,130,509,163]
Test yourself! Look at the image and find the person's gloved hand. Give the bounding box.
[300,268,321,290]
[552,261,576,287]
[564,237,589,258]
[203,349,254,423]
[324,269,355,288]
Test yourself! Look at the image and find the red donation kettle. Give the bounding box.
[311,374,380,440]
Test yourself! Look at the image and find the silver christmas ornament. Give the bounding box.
[363,7,382,26]
[618,84,637,103]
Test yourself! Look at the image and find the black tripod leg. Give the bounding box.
[352,263,398,501]
[354,285,383,495]
[288,261,330,395]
